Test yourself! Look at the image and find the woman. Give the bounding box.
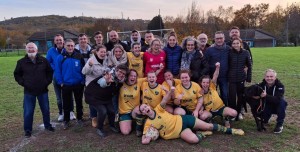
[140,88,245,144]
[82,45,109,127]
[189,45,209,83]
[163,32,182,77]
[180,36,200,70]
[173,70,203,118]
[228,38,252,121]
[199,62,237,128]
[118,69,146,136]
[108,44,128,68]
[143,38,166,84]
[127,42,144,78]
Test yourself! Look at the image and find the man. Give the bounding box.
[127,30,144,49]
[204,31,230,106]
[55,39,85,129]
[46,34,75,121]
[104,30,129,52]
[141,31,154,52]
[14,42,55,138]
[197,33,210,54]
[226,26,253,63]
[84,64,129,137]
[75,33,92,63]
[258,69,287,134]
[92,31,104,50]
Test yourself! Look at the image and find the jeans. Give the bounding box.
[228,81,245,114]
[263,98,287,126]
[91,102,115,130]
[217,78,229,106]
[23,92,52,132]
[62,84,84,122]
[53,77,74,115]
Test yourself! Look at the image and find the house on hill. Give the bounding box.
[224,29,276,47]
[27,29,79,52]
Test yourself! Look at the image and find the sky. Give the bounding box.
[0,0,299,21]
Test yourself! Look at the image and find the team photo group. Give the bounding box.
[13,26,287,144]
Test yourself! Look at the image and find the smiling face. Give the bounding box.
[127,70,137,85]
[26,43,38,58]
[151,40,161,53]
[214,33,225,46]
[168,36,177,47]
[109,31,119,43]
[264,70,277,86]
[96,48,106,59]
[54,35,64,49]
[94,34,103,44]
[116,69,127,82]
[139,104,152,116]
[186,40,195,51]
[114,47,123,59]
[147,72,157,85]
[79,35,88,47]
[164,71,174,81]
[198,34,208,46]
[230,29,240,39]
[64,41,75,54]
[200,78,210,92]
[232,39,241,51]
[132,44,141,56]
[131,32,139,42]
[145,33,154,44]
[180,72,190,86]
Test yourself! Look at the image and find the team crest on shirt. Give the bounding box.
[158,116,161,119]
[193,90,196,94]
[134,86,137,90]
[150,58,153,62]
[155,91,159,95]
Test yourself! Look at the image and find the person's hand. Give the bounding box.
[260,90,267,98]
[89,60,94,67]
[159,63,164,70]
[215,62,220,68]
[166,80,173,87]
[199,109,204,115]
[244,66,248,73]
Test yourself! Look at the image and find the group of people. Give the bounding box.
[13,26,287,144]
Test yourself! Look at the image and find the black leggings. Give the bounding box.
[228,81,245,114]
[91,103,115,130]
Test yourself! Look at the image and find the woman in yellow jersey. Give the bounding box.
[127,42,144,78]
[173,70,203,118]
[161,70,181,114]
[118,69,146,136]
[139,87,244,144]
[199,62,237,128]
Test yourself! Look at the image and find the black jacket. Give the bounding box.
[259,79,285,104]
[228,48,252,83]
[190,51,209,82]
[227,40,253,64]
[14,54,53,96]
[104,40,130,52]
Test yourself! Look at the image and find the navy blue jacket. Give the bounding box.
[54,50,85,86]
[204,44,231,78]
[163,44,183,76]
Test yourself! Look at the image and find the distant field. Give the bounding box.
[0,47,299,151]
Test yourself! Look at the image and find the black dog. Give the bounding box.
[244,84,266,131]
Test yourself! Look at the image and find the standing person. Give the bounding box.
[173,70,203,118]
[14,42,55,137]
[75,33,92,63]
[226,26,253,63]
[199,62,237,128]
[258,69,287,134]
[197,33,211,54]
[91,31,104,50]
[228,38,252,121]
[82,45,109,127]
[127,30,144,49]
[204,31,231,106]
[180,36,199,70]
[127,42,144,78]
[140,87,244,144]
[55,39,85,129]
[84,64,128,137]
[163,32,182,77]
[141,31,154,52]
[143,38,166,84]
[107,44,128,68]
[105,30,129,52]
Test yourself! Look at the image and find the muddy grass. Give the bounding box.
[2,99,300,152]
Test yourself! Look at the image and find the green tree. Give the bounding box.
[147,15,165,37]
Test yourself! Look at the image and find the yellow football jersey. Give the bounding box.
[175,82,202,111]
[119,78,146,114]
[143,104,183,140]
[202,82,225,112]
[127,52,144,78]
[141,82,166,108]
[161,79,181,104]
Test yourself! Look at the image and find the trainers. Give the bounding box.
[58,114,64,122]
[92,117,97,128]
[231,129,245,136]
[45,126,55,132]
[110,126,120,133]
[224,120,231,128]
[274,125,283,134]
[25,131,31,138]
[97,129,107,137]
[70,111,76,120]
[238,113,244,120]
[196,131,213,137]
[136,130,142,137]
[63,122,70,130]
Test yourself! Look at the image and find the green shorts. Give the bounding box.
[210,106,225,117]
[119,113,132,121]
[181,115,196,132]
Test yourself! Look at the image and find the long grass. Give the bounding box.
[0,47,299,151]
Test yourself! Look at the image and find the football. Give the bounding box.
[145,126,159,141]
